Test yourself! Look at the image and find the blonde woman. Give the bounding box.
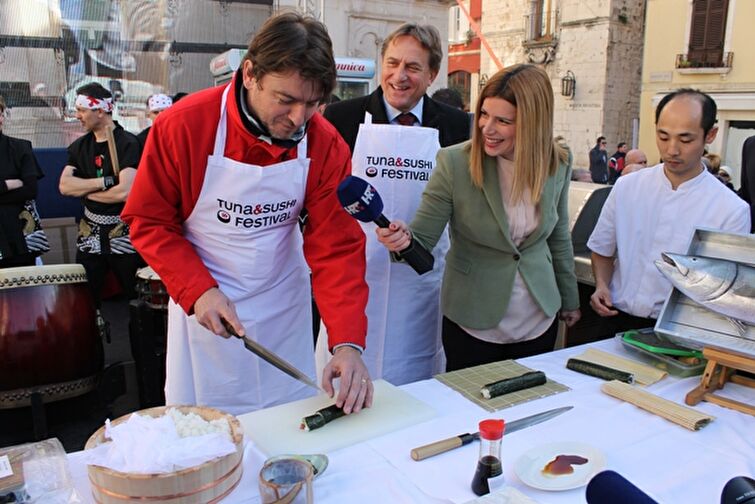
[377,64,580,371]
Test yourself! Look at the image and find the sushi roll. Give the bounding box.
[480,371,547,399]
[300,404,346,431]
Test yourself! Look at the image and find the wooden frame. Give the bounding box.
[685,347,755,417]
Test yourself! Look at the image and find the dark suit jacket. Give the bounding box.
[740,135,755,232]
[0,134,41,259]
[589,146,607,183]
[323,86,471,151]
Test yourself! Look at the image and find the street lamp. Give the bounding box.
[561,70,575,98]
[479,73,488,90]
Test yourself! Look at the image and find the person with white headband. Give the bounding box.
[59,82,142,308]
[136,93,173,147]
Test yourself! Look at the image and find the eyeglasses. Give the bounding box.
[600,142,606,145]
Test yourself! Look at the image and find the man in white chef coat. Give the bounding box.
[588,88,750,338]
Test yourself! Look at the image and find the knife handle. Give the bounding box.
[221,319,240,338]
[411,435,467,461]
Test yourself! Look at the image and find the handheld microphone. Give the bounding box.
[586,470,658,504]
[721,476,755,504]
[337,176,434,275]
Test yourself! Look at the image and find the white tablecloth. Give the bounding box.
[67,339,755,503]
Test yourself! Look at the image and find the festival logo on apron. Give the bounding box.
[362,153,435,182]
[214,197,299,229]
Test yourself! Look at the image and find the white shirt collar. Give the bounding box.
[382,95,424,125]
[659,162,708,191]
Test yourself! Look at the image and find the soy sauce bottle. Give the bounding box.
[471,419,506,496]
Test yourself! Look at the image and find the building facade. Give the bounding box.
[286,0,455,95]
[638,0,755,189]
[0,0,273,146]
[465,0,646,168]
[447,0,481,110]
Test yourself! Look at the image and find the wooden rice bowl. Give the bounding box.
[84,405,244,504]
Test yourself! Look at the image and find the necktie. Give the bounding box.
[395,113,417,126]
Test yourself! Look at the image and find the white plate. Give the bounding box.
[514,441,606,491]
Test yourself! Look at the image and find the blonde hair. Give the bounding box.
[468,64,567,203]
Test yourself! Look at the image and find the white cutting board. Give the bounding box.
[238,380,436,455]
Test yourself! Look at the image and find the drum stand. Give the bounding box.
[1,363,126,440]
[128,299,168,408]
[685,347,755,417]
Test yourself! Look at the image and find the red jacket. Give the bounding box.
[122,75,368,348]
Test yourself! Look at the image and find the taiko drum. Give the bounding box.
[0,264,103,403]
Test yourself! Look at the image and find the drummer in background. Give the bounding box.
[59,82,142,306]
[319,23,470,385]
[136,93,173,148]
[0,95,45,268]
[121,12,371,416]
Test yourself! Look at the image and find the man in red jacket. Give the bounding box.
[122,12,371,415]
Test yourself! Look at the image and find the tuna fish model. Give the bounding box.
[655,253,755,335]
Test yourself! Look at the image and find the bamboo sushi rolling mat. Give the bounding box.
[601,380,714,431]
[575,348,667,385]
[434,360,569,412]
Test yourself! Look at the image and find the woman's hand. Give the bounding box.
[375,220,412,252]
[559,308,581,327]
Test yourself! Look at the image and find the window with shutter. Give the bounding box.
[448,71,471,110]
[525,0,554,41]
[687,0,729,66]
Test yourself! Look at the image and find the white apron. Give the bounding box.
[166,85,315,415]
[316,112,448,385]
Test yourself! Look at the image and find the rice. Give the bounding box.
[166,408,232,441]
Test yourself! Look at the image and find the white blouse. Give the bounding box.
[462,156,554,344]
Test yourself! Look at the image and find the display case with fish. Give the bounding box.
[655,229,755,358]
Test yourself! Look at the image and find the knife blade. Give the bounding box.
[222,319,320,391]
[410,406,573,461]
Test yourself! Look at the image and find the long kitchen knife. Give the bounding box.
[222,319,320,391]
[410,405,573,461]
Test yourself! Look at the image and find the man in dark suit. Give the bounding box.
[740,135,755,232]
[0,94,46,268]
[589,136,608,183]
[323,26,470,150]
[318,23,470,386]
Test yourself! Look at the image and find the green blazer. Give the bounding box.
[410,140,579,330]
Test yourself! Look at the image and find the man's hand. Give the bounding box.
[375,219,412,252]
[590,286,619,317]
[559,308,582,327]
[322,346,373,415]
[193,287,244,337]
